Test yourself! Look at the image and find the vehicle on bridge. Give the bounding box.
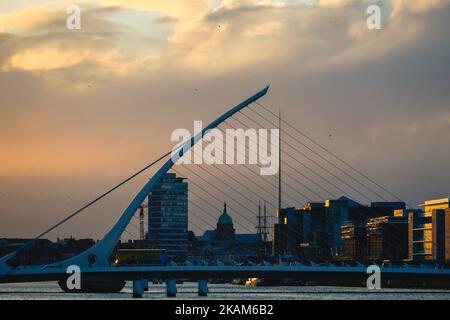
[115,249,166,266]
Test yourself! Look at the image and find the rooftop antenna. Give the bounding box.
[257,200,262,237]
[263,200,269,255]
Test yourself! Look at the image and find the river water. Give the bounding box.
[1,282,450,300]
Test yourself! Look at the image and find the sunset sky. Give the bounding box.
[0,0,449,240]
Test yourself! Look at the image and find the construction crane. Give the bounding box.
[138,202,148,241]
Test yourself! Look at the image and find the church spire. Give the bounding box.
[223,202,227,214]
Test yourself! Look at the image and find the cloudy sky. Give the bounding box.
[0,0,449,239]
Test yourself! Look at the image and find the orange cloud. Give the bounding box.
[5,48,90,71]
[0,7,58,33]
[393,0,448,16]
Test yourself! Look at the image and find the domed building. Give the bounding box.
[214,203,235,243]
[193,202,264,257]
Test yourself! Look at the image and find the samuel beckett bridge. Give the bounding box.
[1,86,449,298]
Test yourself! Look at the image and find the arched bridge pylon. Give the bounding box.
[0,86,269,274]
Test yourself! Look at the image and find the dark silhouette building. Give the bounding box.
[214,203,235,243]
[0,237,95,265]
[366,216,409,262]
[341,222,367,262]
[194,204,262,258]
[273,203,331,262]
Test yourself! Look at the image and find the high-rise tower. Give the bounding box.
[147,172,188,260]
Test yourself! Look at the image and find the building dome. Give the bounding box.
[218,202,233,225]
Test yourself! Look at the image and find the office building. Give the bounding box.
[408,198,450,263]
[325,196,365,256]
[366,216,409,262]
[272,203,331,261]
[341,222,367,262]
[326,197,404,256]
[147,172,188,261]
[273,196,406,260]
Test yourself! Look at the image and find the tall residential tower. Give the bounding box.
[147,172,188,260]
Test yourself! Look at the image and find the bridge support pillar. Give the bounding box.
[198,279,208,297]
[166,279,177,298]
[141,279,149,292]
[132,279,144,298]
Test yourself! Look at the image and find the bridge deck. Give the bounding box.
[2,265,450,285]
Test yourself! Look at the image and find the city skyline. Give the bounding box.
[1,0,450,240]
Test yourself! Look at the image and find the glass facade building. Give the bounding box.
[147,172,188,261]
[272,197,406,261]
[406,198,450,263]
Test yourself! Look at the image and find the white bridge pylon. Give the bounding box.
[0,86,270,275]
